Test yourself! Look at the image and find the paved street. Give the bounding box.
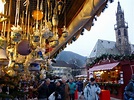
[110,97,122,100]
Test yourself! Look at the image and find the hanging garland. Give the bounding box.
[87,54,134,68]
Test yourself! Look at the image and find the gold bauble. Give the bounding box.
[6,69,15,76]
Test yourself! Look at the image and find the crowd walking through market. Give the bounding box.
[2,74,134,100]
[0,73,103,100]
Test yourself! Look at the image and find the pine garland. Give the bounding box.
[87,54,134,67]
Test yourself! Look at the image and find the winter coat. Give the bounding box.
[60,83,70,100]
[68,82,76,94]
[84,83,101,100]
[124,79,134,99]
[37,82,50,99]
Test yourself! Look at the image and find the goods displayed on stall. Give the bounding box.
[0,0,68,77]
[0,0,68,98]
[89,62,121,84]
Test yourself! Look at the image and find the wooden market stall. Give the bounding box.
[88,57,134,99]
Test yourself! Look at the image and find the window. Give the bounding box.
[118,30,121,36]
[120,15,123,18]
[124,29,127,36]
[94,49,96,52]
[119,38,121,43]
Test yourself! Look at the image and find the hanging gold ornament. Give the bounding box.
[62,26,68,38]
[49,40,59,48]
[32,10,43,21]
[0,36,7,49]
[6,68,16,77]
[11,25,22,42]
[41,26,53,39]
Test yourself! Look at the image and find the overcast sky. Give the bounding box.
[64,0,134,57]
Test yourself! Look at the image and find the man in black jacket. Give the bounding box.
[37,78,50,100]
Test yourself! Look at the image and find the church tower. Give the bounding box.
[114,1,131,55]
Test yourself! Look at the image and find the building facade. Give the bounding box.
[88,1,134,60]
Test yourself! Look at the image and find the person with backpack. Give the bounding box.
[83,78,101,100]
[124,74,134,100]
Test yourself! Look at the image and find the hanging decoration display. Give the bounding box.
[0,0,68,77]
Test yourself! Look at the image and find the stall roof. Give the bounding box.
[89,62,119,72]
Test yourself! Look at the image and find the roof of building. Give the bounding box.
[52,60,69,67]
[89,39,134,58]
[52,60,78,68]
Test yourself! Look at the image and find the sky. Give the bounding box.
[64,0,134,57]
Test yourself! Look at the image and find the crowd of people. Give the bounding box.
[3,74,134,100]
[0,75,102,100]
[1,72,134,100]
[36,76,101,100]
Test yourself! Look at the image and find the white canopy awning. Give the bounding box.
[89,62,120,72]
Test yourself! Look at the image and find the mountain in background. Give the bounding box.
[56,51,87,67]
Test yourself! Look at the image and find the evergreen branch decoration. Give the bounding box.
[87,54,134,68]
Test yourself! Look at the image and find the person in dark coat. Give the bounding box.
[54,80,62,100]
[37,78,50,100]
[60,76,70,100]
[77,80,83,93]
[124,74,134,100]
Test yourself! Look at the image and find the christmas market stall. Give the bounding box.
[88,54,134,99]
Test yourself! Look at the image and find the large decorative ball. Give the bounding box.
[32,10,43,20]
[17,39,31,55]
